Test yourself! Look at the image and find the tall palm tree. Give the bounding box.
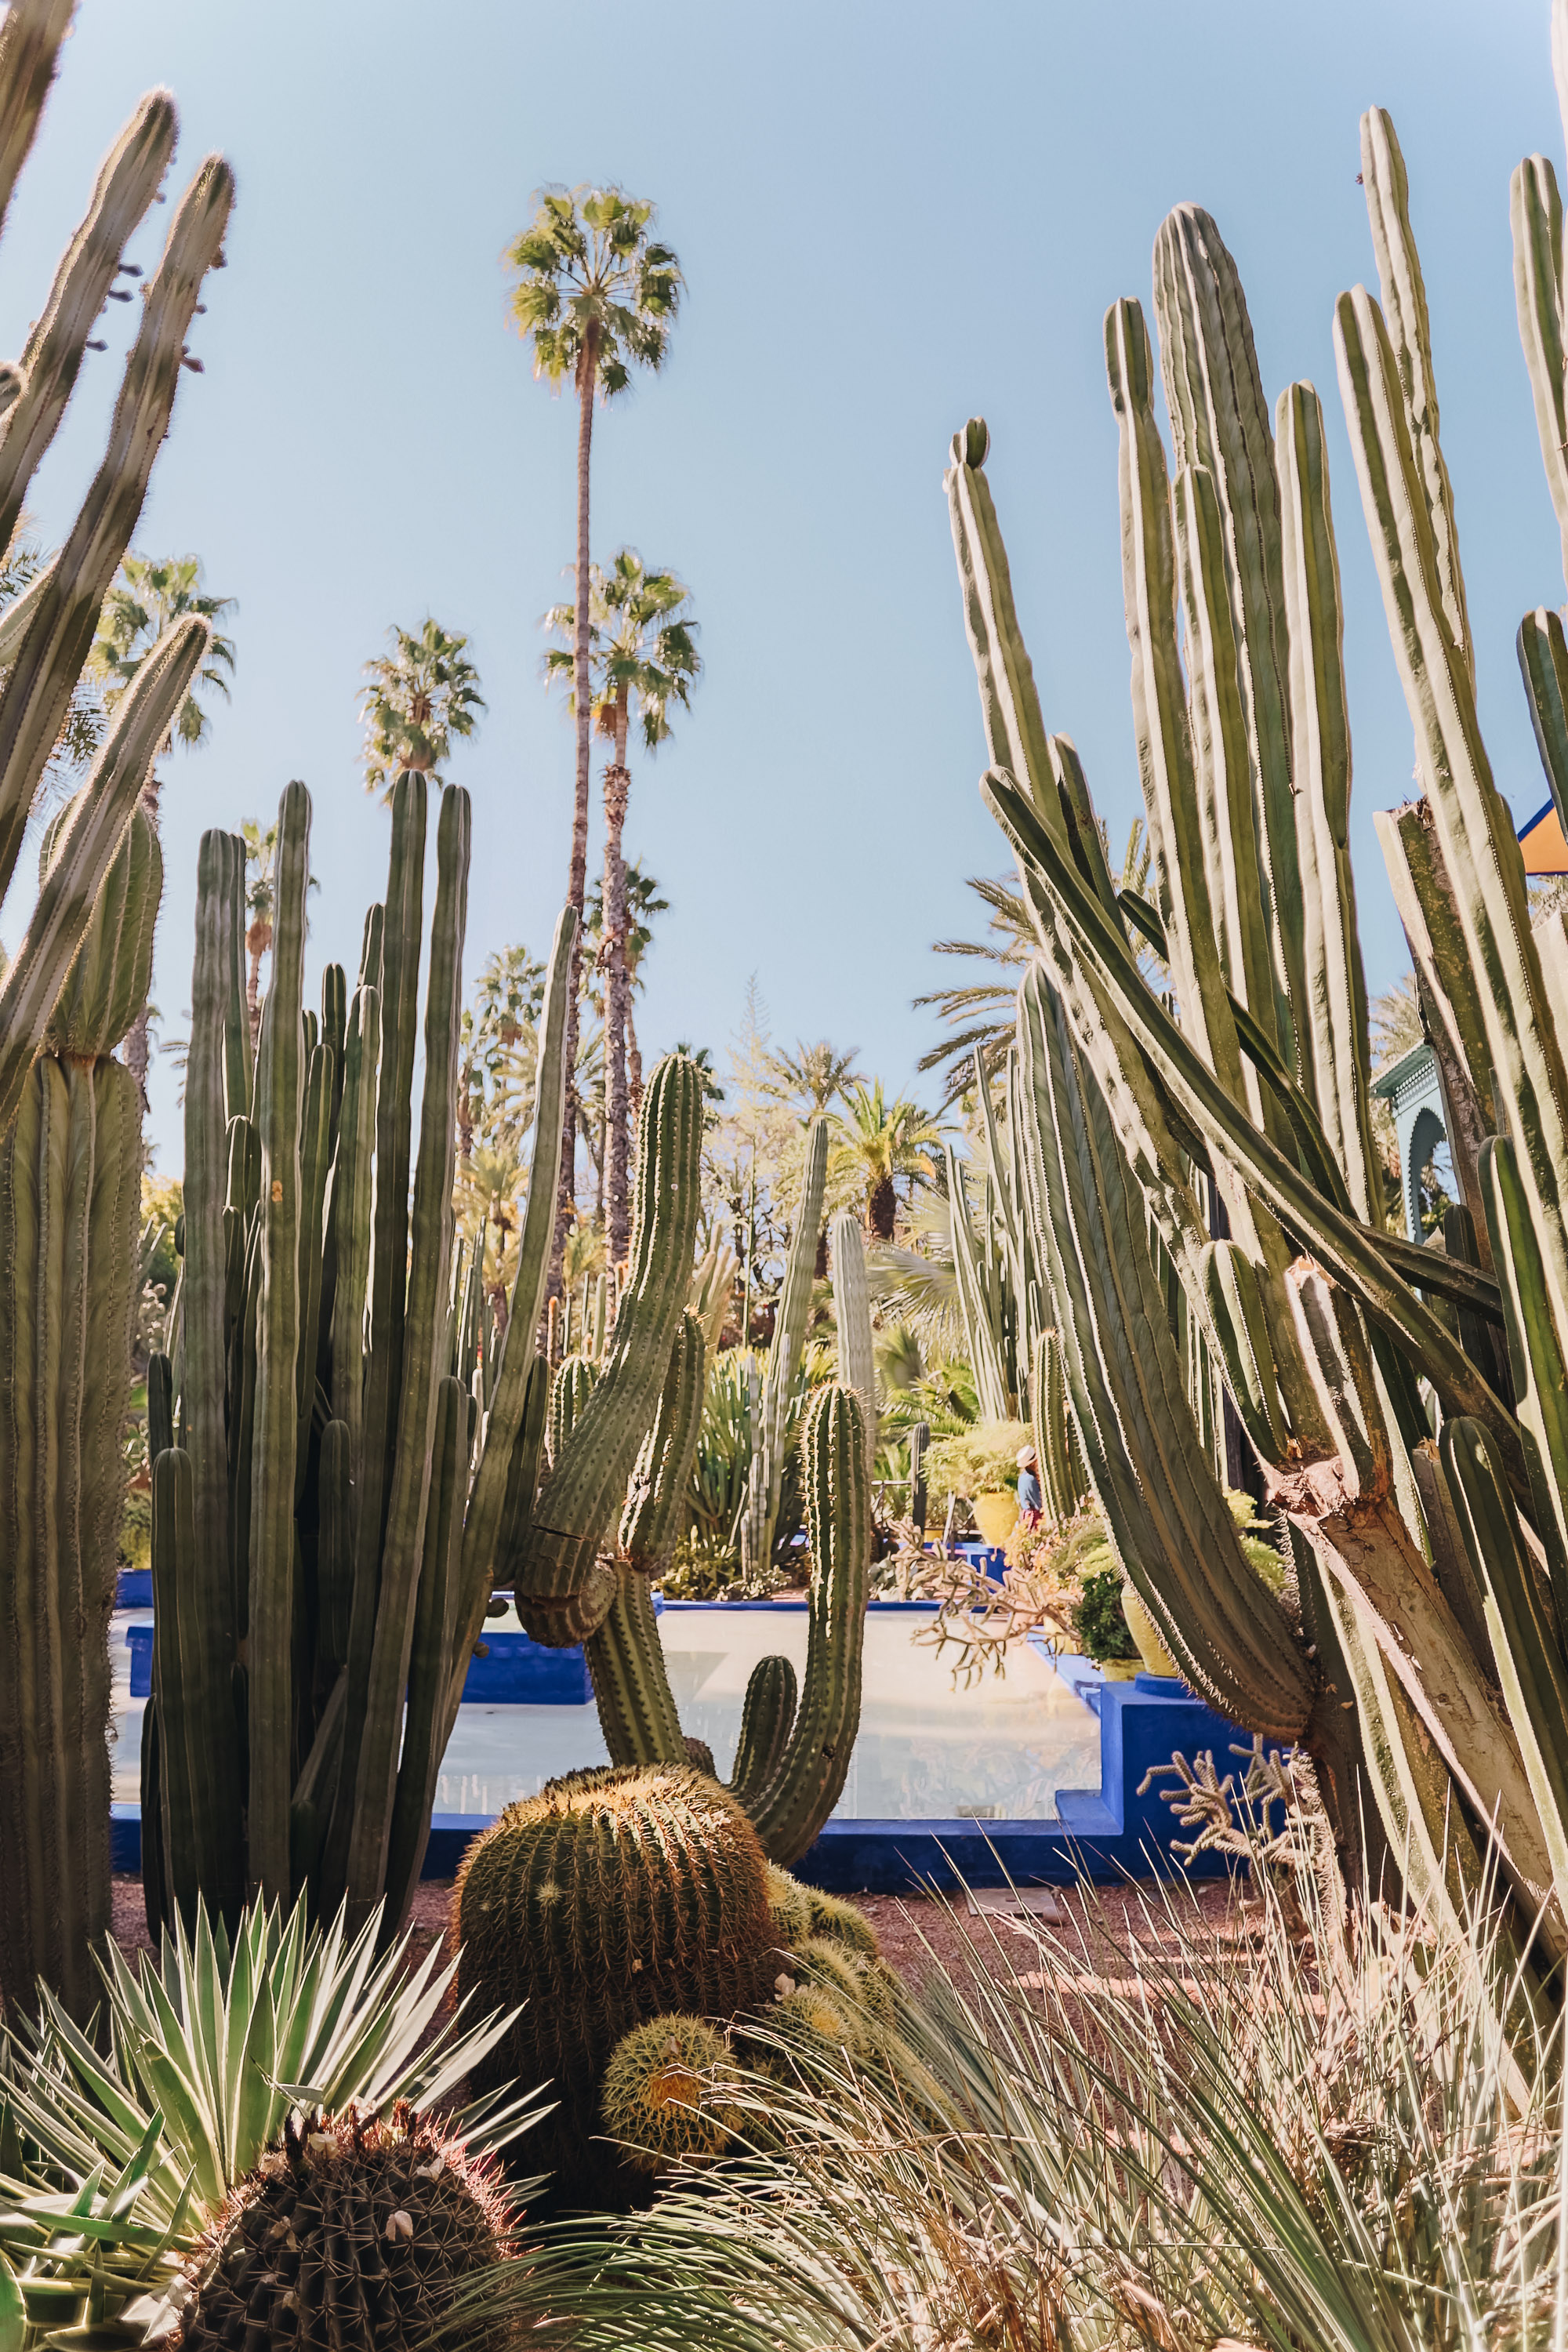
[358,618,485,802]
[506,188,683,1291]
[612,859,668,1121]
[759,1038,864,1118]
[831,1080,942,1242]
[546,552,699,1256]
[90,553,236,1089]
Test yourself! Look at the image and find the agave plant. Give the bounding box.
[0,1896,542,2342]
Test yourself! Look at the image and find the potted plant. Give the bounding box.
[924,1420,1032,1545]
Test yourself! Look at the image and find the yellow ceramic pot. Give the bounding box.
[1099,1657,1142,1681]
[971,1490,1019,1547]
[1121,1583,1180,1679]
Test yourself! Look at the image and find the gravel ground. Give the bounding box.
[112,1869,1248,1992]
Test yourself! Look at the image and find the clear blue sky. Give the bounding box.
[0,0,1561,1172]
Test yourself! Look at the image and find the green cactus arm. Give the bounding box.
[550,1354,600,1467]
[383,1376,470,1926]
[1371,804,1494,1255]
[985,764,1528,1498]
[151,1442,243,1935]
[345,783,469,1922]
[1441,1415,1568,1926]
[0,151,232,907]
[943,1144,1013,1422]
[1153,205,1301,1078]
[0,0,74,237]
[0,90,175,561]
[620,1311,706,1576]
[245,780,311,1903]
[1018,964,1312,1737]
[355,775,426,1578]
[1359,110,1473,684]
[1171,462,1287,1135]
[0,559,50,668]
[321,962,347,1142]
[1335,285,1568,1370]
[313,1418,354,1704]
[1481,1134,1568,1635]
[292,1040,332,1504]
[586,1565,688,1769]
[1518,608,1568,844]
[457,903,573,1598]
[729,1654,797,1804]
[518,1054,704,1639]
[742,1115,829,1576]
[829,1211,877,1479]
[147,1348,172,1461]
[1276,383,1381,1229]
[1511,152,1568,599]
[942,413,1059,821]
[746,1385,869,1866]
[324,982,379,1465]
[0,615,208,1137]
[40,800,159,1058]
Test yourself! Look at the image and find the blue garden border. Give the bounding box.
[109,1646,1249,1893]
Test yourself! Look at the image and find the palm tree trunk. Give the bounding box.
[626,996,644,1122]
[550,330,598,1301]
[246,944,264,1048]
[868,1173,897,1241]
[603,700,631,1261]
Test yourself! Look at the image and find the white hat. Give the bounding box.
[1016,1445,1036,1468]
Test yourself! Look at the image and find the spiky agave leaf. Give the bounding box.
[0,1894,543,2249]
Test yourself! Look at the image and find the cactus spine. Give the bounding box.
[147,780,580,1938]
[0,808,155,2018]
[739,1114,828,1580]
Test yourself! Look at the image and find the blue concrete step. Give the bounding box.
[124,1622,590,1705]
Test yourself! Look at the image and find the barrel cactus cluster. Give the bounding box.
[940,77,1568,1964]
[455,1759,887,2201]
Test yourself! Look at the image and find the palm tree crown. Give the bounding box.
[831,1080,943,1242]
[506,187,682,401]
[544,550,700,753]
[759,1038,865,1120]
[359,619,485,801]
[90,553,235,754]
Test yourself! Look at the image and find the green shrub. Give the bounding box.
[923,1419,1031,1514]
[1071,1564,1138,1662]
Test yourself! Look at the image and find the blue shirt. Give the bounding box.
[1017,1468,1042,1513]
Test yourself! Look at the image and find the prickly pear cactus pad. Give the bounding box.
[172,2103,513,2351]
[455,1762,775,2201]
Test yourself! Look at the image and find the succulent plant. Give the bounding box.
[172,2103,514,2352]
[455,1762,778,2201]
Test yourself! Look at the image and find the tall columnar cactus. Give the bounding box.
[0,13,230,1142]
[514,1055,705,1646]
[938,64,1568,1956]
[147,778,579,1939]
[829,1209,878,1485]
[0,803,159,2020]
[739,1115,828,1579]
